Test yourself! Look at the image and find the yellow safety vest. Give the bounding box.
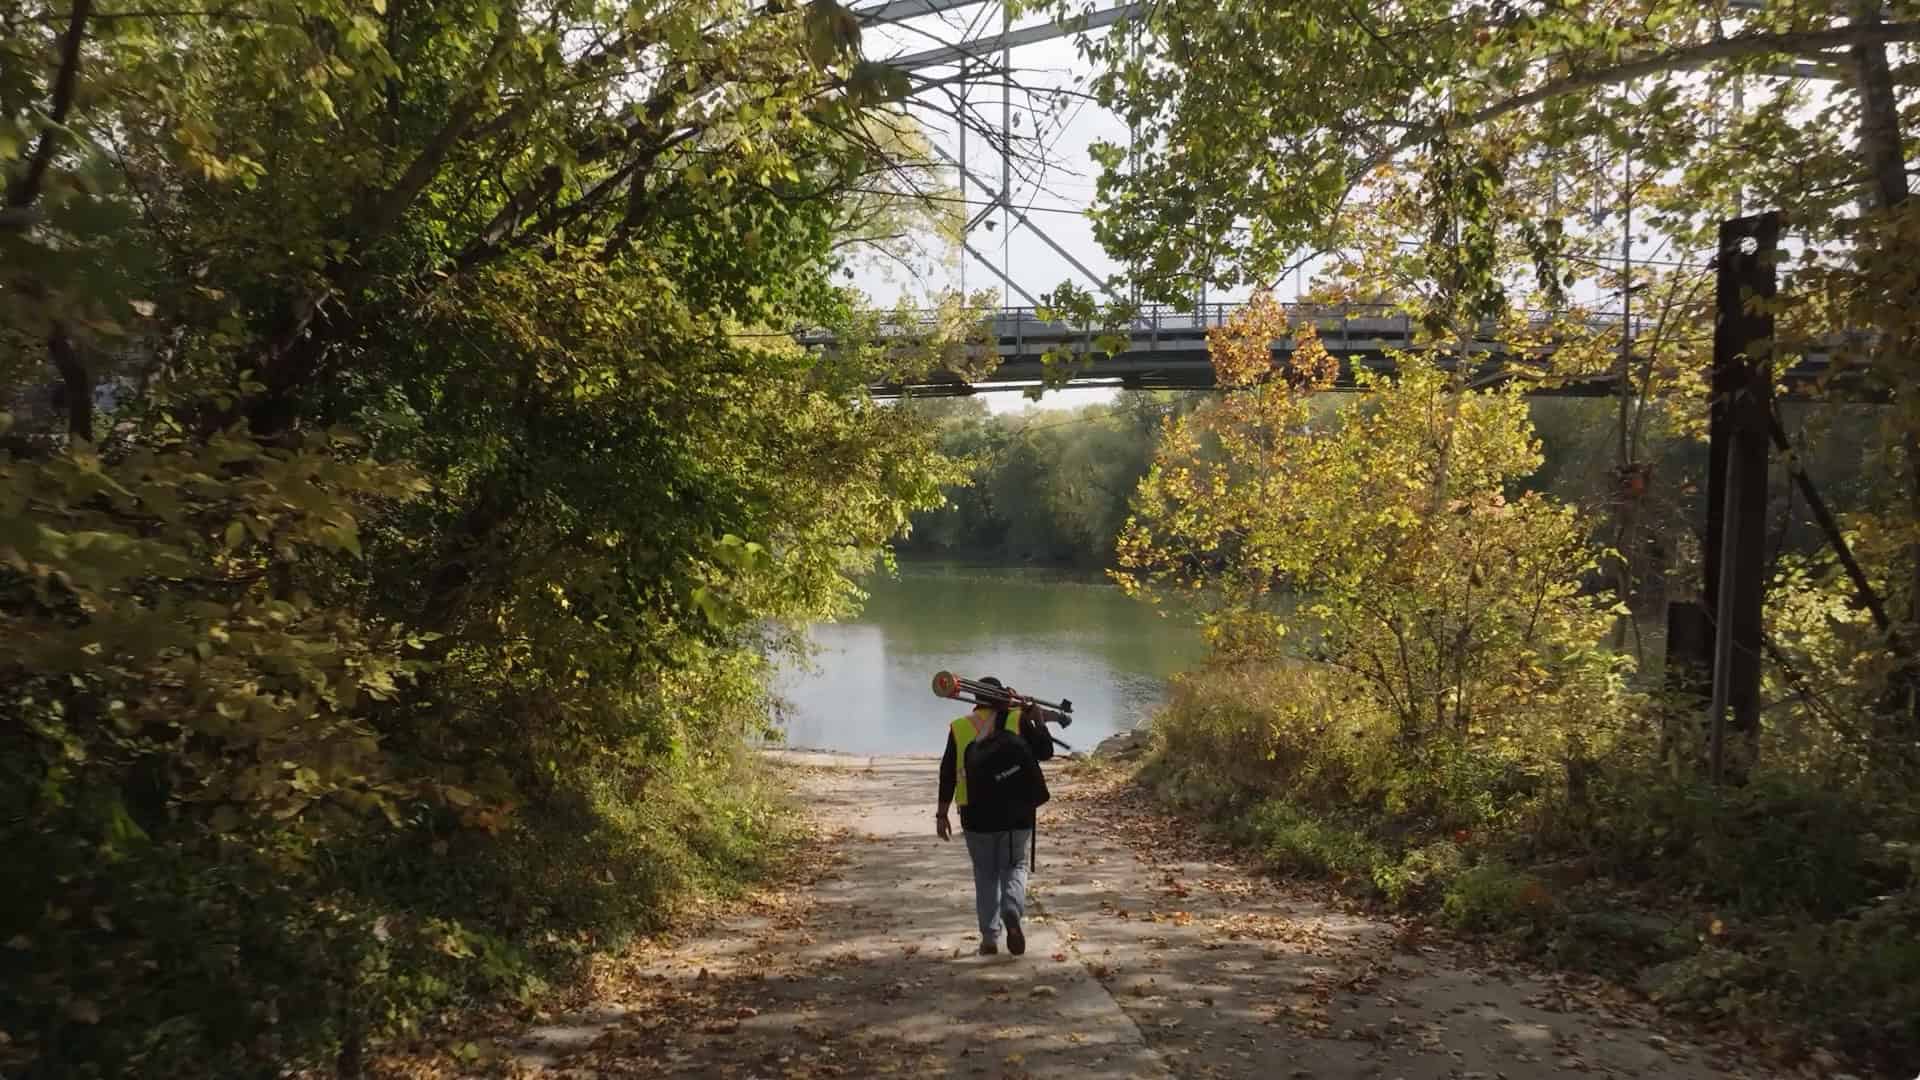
[951,708,1020,808]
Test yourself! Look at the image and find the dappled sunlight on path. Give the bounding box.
[1036,771,1768,1079]
[449,755,1778,1079]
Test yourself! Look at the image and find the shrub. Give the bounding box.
[1441,863,1553,932]
[1582,772,1906,918]
[1116,344,1626,762]
[0,741,790,1078]
[1245,800,1385,885]
[1374,840,1468,907]
[1151,662,1394,809]
[1381,737,1553,834]
[1635,885,1920,1072]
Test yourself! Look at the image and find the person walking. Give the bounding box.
[935,676,1051,956]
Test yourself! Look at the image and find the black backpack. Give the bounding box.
[963,726,1050,821]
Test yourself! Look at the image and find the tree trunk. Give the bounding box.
[1612,147,1636,652]
[1848,1,1918,725]
[49,323,91,441]
[1850,3,1909,213]
[8,0,94,451]
[1611,493,1638,650]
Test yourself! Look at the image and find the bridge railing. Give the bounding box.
[967,302,1647,356]
[799,302,1648,350]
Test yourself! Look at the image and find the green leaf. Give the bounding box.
[847,60,912,104]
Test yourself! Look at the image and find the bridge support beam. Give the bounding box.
[1700,211,1779,783]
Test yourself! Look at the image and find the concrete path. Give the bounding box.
[509,755,1781,1079]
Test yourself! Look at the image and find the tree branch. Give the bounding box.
[354,22,518,244]
[1769,408,1899,641]
[237,20,520,433]
[1377,21,1920,174]
[7,0,92,210]
[452,57,723,272]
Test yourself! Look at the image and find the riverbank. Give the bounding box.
[364,753,1775,1079]
[1130,665,1918,1078]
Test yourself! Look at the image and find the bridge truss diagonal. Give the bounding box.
[850,0,1143,309]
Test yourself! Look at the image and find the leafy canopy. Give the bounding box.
[2,0,976,1071]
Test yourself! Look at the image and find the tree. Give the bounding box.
[1049,0,1920,740]
[0,0,978,1071]
[899,391,1202,566]
[1117,298,1621,806]
[1045,0,1914,297]
[1113,294,1620,730]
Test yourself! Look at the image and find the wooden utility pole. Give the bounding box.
[1704,212,1779,782]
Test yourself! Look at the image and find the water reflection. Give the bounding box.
[771,563,1205,754]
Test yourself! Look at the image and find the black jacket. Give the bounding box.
[939,709,1053,832]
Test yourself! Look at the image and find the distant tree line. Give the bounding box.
[896,392,1200,566]
[903,390,1881,588]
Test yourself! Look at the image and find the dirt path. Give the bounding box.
[505,754,1780,1079]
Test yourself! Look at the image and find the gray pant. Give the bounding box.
[963,828,1031,942]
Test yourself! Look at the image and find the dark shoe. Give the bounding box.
[1005,912,1025,956]
[978,939,999,956]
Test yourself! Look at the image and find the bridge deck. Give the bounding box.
[798,303,1849,399]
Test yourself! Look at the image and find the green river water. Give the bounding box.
[770,562,1207,755]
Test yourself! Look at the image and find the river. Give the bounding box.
[770,562,1207,755]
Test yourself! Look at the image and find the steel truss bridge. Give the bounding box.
[808,302,1845,399]
[856,0,1839,317]
[843,1,1848,400]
